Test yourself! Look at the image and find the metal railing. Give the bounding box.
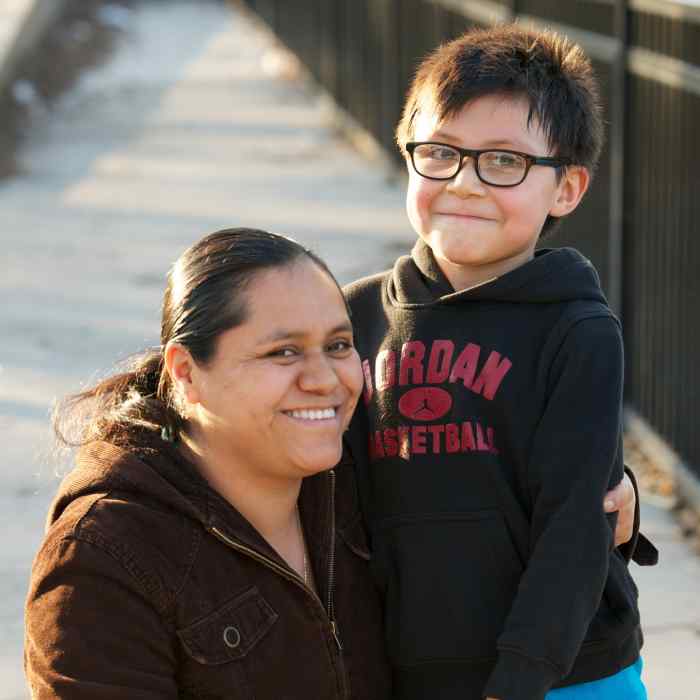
[239,0,700,481]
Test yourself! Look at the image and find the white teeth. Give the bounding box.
[286,408,336,420]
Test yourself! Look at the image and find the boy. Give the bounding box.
[344,24,654,700]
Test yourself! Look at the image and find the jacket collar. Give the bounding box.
[56,439,336,594]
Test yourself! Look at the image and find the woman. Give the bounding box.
[25,228,391,698]
[25,227,637,699]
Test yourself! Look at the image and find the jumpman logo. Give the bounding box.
[412,397,436,419]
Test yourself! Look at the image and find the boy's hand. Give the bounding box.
[604,472,636,546]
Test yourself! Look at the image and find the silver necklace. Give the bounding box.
[296,506,309,586]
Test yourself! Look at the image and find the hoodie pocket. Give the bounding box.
[375,510,523,666]
[338,511,372,560]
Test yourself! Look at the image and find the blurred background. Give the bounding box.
[0,1,698,698]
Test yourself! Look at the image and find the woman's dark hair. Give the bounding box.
[54,227,339,448]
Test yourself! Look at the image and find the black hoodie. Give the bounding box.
[343,241,643,700]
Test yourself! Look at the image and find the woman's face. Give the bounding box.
[184,259,362,481]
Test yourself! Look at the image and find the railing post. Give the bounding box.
[380,0,401,154]
[608,0,628,317]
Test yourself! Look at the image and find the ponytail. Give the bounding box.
[53,349,183,448]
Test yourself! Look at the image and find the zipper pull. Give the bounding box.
[330,620,343,652]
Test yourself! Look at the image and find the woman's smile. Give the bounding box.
[283,406,339,421]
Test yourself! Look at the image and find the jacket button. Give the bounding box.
[223,626,241,649]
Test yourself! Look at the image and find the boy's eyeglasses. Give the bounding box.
[405,141,571,187]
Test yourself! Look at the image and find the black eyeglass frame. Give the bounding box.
[405,141,572,187]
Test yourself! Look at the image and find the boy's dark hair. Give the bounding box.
[396,23,604,236]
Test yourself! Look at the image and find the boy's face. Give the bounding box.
[405,94,589,290]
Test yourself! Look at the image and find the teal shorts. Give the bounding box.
[545,658,647,699]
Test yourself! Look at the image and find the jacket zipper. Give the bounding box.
[207,469,343,656]
[327,469,343,651]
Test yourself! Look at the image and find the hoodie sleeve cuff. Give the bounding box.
[618,465,659,566]
[616,464,642,564]
[483,650,561,700]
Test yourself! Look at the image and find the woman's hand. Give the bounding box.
[604,471,636,546]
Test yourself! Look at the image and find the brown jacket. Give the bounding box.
[25,440,391,699]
